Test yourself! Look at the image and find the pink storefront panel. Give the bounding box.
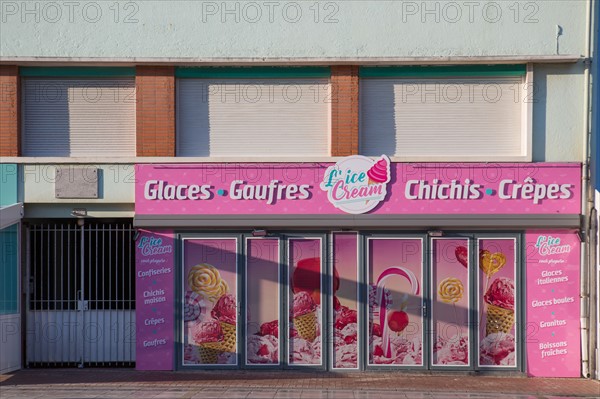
[135,162,580,216]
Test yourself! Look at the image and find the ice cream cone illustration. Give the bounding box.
[192,321,224,364]
[187,263,228,303]
[211,293,237,352]
[484,277,515,335]
[198,346,220,364]
[295,312,317,342]
[292,291,317,342]
[216,321,237,353]
[365,156,390,204]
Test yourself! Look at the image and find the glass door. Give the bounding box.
[366,236,425,369]
[181,237,239,367]
[430,237,471,368]
[286,236,326,369]
[429,235,520,370]
[476,236,519,370]
[244,237,282,366]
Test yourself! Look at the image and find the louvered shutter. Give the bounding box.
[177,79,329,157]
[360,77,526,159]
[22,78,136,157]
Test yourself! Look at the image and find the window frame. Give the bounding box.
[358,64,533,162]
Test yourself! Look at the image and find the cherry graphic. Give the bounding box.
[455,245,468,268]
[387,310,409,333]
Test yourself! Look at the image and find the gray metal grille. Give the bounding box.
[26,222,136,367]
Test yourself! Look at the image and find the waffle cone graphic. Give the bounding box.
[485,304,515,335]
[294,311,317,342]
[198,345,220,364]
[217,322,237,353]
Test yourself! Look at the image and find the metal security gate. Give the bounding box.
[26,222,136,367]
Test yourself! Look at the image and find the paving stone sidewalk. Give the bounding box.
[1,369,599,399]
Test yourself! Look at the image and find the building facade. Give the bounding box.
[0,0,597,377]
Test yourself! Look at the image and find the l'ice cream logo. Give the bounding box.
[535,235,572,256]
[138,236,173,256]
[320,155,391,214]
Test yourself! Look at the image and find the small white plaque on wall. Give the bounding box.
[55,167,99,199]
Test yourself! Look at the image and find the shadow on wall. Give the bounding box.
[532,63,585,162]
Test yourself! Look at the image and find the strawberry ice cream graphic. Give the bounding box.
[480,332,516,366]
[211,293,237,325]
[291,338,316,364]
[207,293,237,358]
[320,155,391,214]
[334,307,357,330]
[259,320,278,338]
[247,334,278,364]
[291,291,318,342]
[484,277,515,311]
[434,335,469,365]
[484,277,515,335]
[192,321,223,345]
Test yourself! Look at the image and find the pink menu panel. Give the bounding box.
[135,230,175,371]
[135,163,580,215]
[526,231,581,377]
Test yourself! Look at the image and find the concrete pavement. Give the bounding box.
[1,369,599,399]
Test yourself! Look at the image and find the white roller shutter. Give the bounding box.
[177,79,330,157]
[22,78,136,157]
[360,77,527,160]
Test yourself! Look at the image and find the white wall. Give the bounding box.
[0,1,587,58]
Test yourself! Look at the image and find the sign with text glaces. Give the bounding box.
[320,155,391,214]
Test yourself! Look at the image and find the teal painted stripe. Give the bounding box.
[360,64,526,78]
[20,67,135,77]
[176,67,331,79]
[0,164,18,207]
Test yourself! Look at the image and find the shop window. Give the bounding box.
[21,68,136,157]
[359,65,532,161]
[176,67,330,157]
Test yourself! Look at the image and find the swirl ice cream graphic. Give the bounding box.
[320,155,391,214]
[187,263,229,303]
[186,262,238,365]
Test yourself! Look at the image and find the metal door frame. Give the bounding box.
[362,232,429,371]
[427,232,523,372]
[26,221,136,368]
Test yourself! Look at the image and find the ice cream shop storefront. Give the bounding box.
[133,158,583,377]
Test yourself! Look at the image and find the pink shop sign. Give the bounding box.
[525,231,581,377]
[135,230,175,371]
[135,161,581,216]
